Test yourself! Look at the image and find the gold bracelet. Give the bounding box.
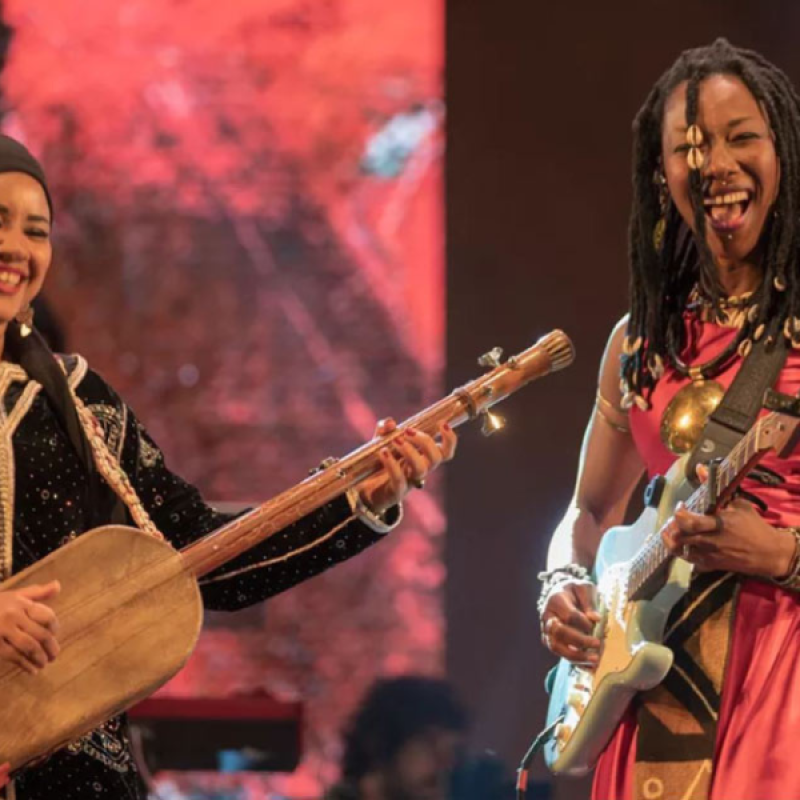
[595,390,631,434]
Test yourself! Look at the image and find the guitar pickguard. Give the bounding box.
[543,457,695,775]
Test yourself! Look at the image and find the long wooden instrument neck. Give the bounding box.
[180,330,574,578]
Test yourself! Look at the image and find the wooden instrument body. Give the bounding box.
[0,525,201,772]
[544,457,695,775]
[0,330,574,774]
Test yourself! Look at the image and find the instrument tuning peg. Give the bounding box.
[481,410,506,436]
[309,456,337,476]
[478,347,504,368]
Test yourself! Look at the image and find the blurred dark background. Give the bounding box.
[445,2,800,797]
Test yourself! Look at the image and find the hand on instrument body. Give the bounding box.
[0,580,61,674]
[357,418,458,514]
[540,580,602,665]
[662,498,796,578]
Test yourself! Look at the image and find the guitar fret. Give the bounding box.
[723,461,733,490]
[627,414,781,601]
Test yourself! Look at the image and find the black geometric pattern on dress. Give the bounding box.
[664,571,737,648]
[636,572,738,764]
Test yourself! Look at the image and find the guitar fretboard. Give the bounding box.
[627,411,778,600]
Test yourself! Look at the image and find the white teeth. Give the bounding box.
[703,190,750,207]
[0,272,21,286]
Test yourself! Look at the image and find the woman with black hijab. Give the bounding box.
[0,134,456,799]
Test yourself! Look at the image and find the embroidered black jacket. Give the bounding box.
[2,357,389,800]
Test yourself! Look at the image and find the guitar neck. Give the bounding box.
[627,411,778,601]
[179,330,574,578]
[180,400,454,578]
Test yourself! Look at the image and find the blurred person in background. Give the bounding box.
[325,675,470,800]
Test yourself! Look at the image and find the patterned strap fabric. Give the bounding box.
[69,389,163,541]
[634,572,739,800]
[687,336,788,481]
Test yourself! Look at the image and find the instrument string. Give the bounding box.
[628,413,774,596]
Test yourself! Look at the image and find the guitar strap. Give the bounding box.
[687,335,789,477]
[634,335,788,800]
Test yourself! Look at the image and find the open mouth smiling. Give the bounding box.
[702,188,753,232]
[0,269,22,287]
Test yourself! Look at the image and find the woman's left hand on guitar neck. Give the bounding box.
[662,497,797,579]
[357,418,458,514]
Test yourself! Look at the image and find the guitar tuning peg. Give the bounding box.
[481,410,506,436]
[309,456,337,476]
[478,347,504,368]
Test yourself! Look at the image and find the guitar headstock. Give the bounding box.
[757,412,800,459]
[761,390,800,458]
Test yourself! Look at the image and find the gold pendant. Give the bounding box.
[659,379,725,455]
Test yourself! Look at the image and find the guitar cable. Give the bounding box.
[515,714,564,800]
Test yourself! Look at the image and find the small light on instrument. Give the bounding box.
[481,410,506,437]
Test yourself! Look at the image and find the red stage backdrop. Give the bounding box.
[1,0,444,796]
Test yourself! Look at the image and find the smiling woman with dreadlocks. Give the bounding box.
[538,39,800,800]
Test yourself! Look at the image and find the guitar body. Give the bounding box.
[544,457,695,775]
[0,525,202,772]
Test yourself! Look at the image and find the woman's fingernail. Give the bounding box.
[406,428,417,437]
[443,422,451,431]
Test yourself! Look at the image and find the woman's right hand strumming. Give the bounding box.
[540,580,601,665]
[540,320,645,665]
[0,580,60,674]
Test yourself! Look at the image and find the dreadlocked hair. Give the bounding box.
[621,37,800,408]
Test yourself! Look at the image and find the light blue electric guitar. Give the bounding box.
[543,406,799,776]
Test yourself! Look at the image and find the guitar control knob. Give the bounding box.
[574,668,594,693]
[567,690,587,715]
[555,722,574,749]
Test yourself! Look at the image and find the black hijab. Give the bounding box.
[0,134,53,217]
[0,135,110,526]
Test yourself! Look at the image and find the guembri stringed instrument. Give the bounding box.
[543,401,800,776]
[0,329,574,773]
